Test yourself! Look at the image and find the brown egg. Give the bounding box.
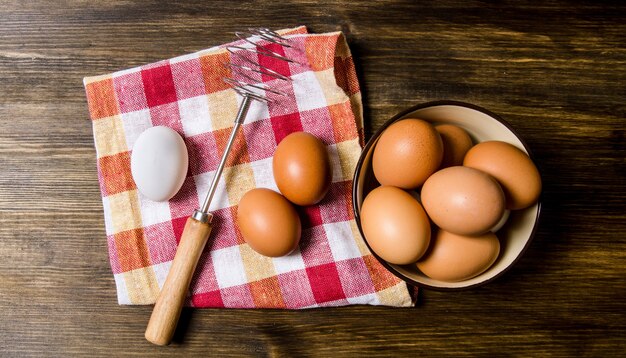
[373,119,443,189]
[463,141,541,210]
[360,186,431,265]
[435,124,473,168]
[416,229,500,282]
[421,166,506,236]
[237,188,301,257]
[273,132,332,206]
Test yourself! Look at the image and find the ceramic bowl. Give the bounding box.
[352,100,541,290]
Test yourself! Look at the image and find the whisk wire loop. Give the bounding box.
[225,49,290,81]
[224,27,299,103]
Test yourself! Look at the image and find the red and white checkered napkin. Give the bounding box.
[84,26,413,308]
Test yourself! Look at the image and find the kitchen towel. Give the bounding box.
[84,26,414,308]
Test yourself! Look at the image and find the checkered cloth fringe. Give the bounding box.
[84,26,413,308]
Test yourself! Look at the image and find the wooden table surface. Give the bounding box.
[1,1,624,356]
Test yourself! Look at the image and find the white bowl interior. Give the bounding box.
[355,104,540,289]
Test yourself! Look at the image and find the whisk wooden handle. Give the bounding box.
[145,217,212,346]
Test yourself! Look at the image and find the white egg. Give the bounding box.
[130,126,188,202]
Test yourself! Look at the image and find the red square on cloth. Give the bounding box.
[98,151,136,196]
[297,205,323,229]
[141,64,178,107]
[191,290,224,308]
[258,43,291,82]
[86,78,120,120]
[171,216,188,244]
[270,112,303,143]
[306,263,346,304]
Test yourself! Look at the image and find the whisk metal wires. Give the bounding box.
[222,28,299,101]
[193,28,297,222]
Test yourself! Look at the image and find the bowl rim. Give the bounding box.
[351,100,542,291]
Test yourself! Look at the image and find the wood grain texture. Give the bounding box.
[0,0,624,356]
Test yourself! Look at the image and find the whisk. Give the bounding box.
[145,28,297,346]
